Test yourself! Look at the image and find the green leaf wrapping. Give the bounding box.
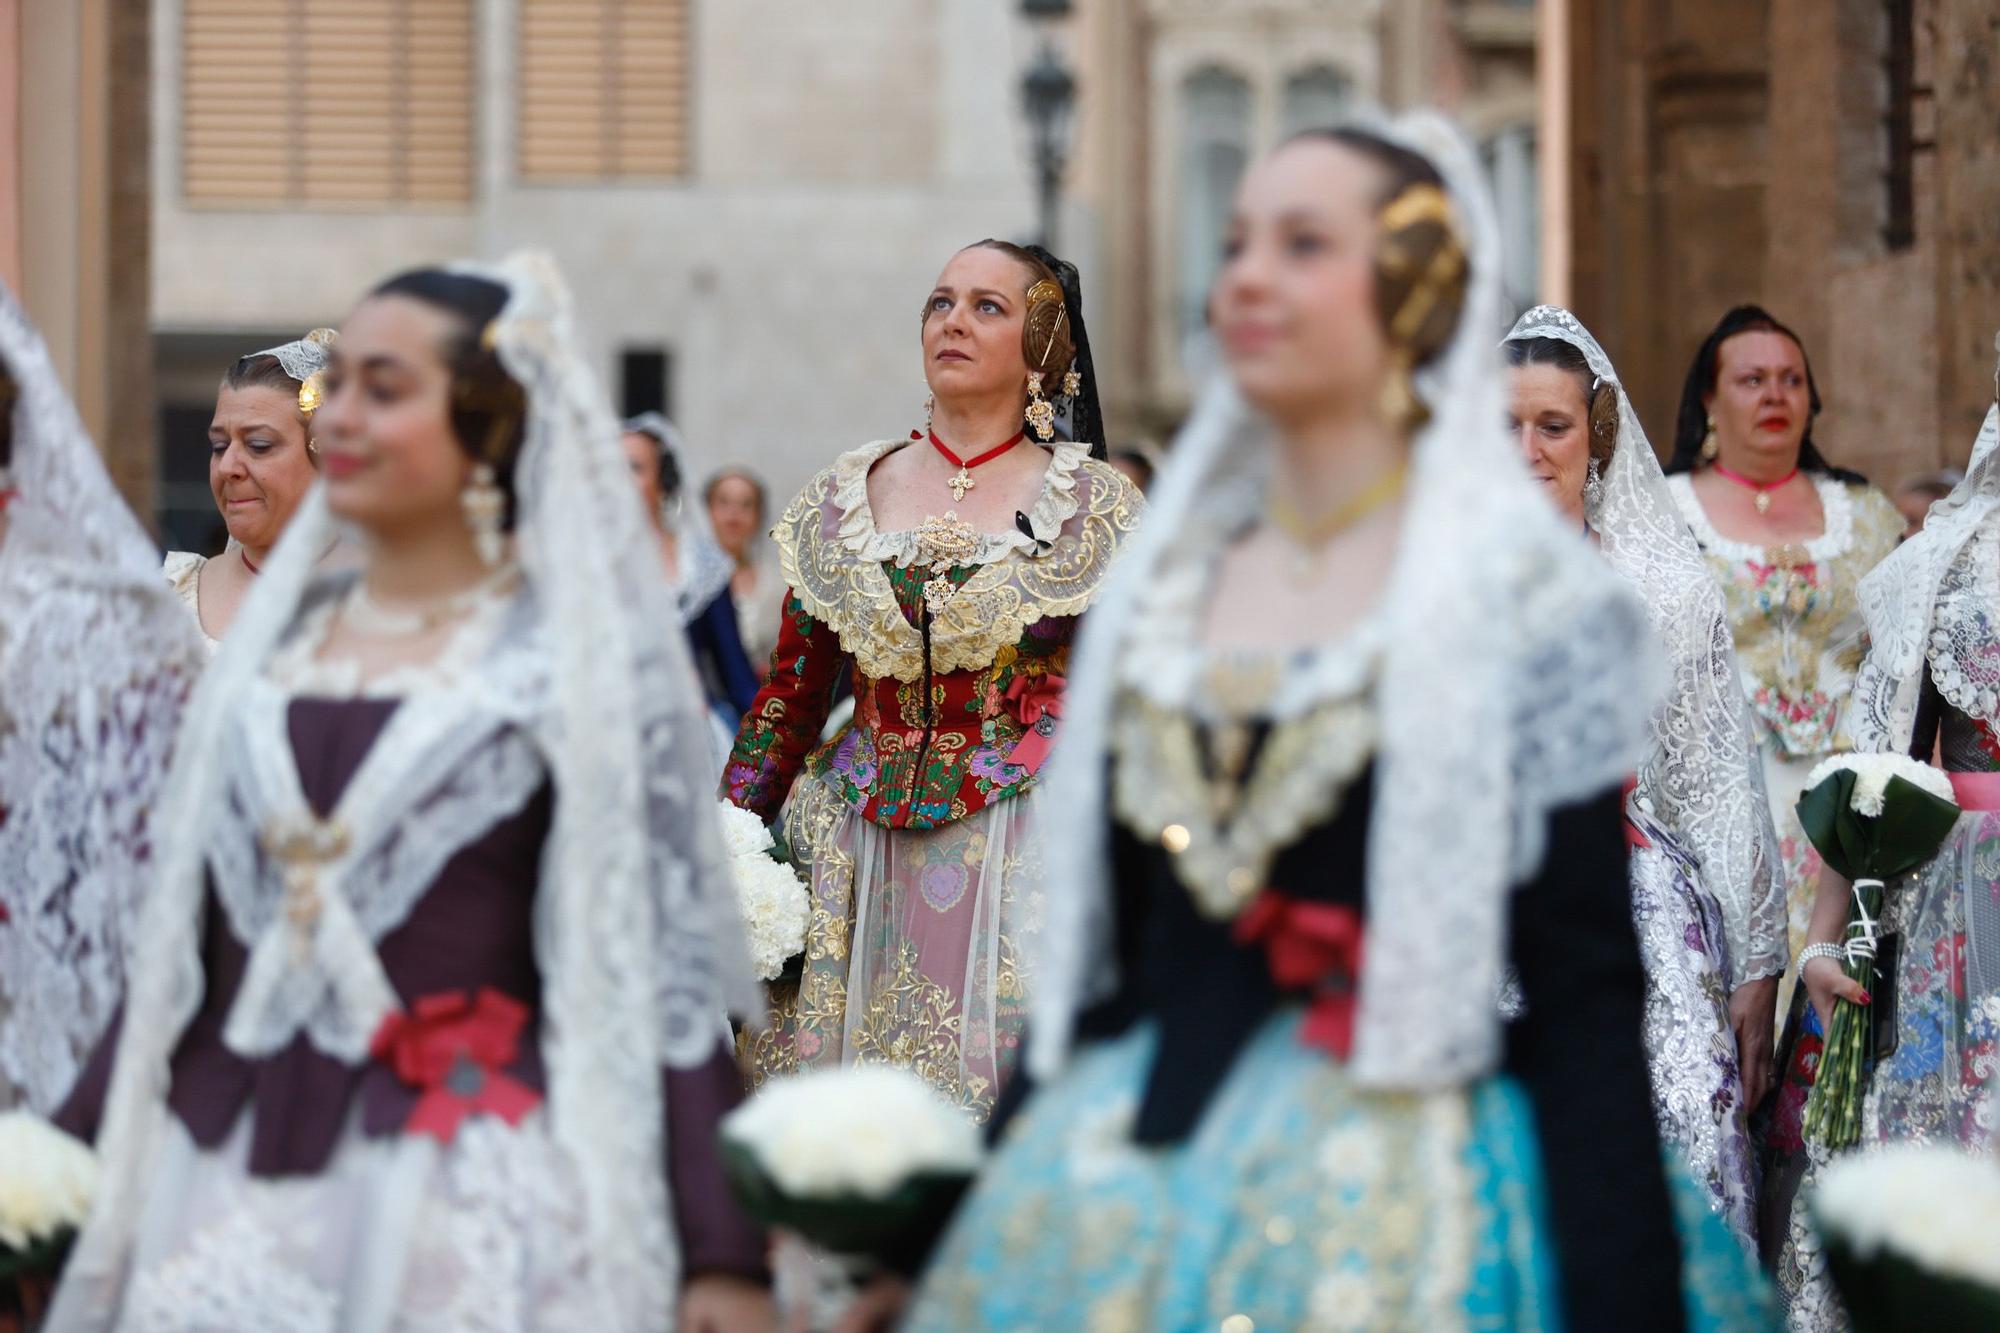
[1793,770,1960,882]
[722,1140,971,1274]
[1865,777,1963,881]
[1817,1230,2000,1331]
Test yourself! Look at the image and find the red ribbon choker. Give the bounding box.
[928,428,1025,471]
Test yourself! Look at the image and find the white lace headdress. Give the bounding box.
[1029,112,1661,1091]
[63,253,761,1330]
[248,328,336,387]
[624,410,735,622]
[1505,304,1787,986]
[1849,391,2000,756]
[0,283,204,1112]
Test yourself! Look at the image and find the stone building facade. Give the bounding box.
[1564,0,2000,487]
[146,0,1046,546]
[1069,0,1542,436]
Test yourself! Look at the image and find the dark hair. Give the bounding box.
[958,239,1107,459]
[0,362,15,473]
[1108,447,1155,491]
[1665,304,1863,482]
[1286,127,1470,409]
[703,466,768,525]
[622,415,683,501]
[223,352,305,401]
[1503,336,1620,464]
[369,268,527,525]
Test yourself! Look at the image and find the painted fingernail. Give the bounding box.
[1857,990,1872,1005]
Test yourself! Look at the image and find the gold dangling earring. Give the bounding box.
[1025,371,1056,442]
[1379,351,1419,434]
[1062,368,1082,399]
[460,462,507,568]
[1700,417,1720,462]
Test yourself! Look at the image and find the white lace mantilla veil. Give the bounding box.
[625,410,735,622]
[1028,111,1662,1091]
[60,253,763,1331]
[1849,397,2000,755]
[1505,304,1788,988]
[0,283,203,1112]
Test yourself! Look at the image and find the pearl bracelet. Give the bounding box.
[1796,942,1847,976]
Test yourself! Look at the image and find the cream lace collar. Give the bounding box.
[829,437,1093,567]
[1668,472,1858,565]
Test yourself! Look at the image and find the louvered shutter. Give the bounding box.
[519,0,689,182]
[182,0,473,207]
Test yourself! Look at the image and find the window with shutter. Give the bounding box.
[181,0,474,208]
[518,0,690,183]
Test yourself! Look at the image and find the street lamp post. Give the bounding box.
[1019,0,1075,253]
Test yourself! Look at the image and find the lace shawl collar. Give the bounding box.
[774,439,1142,682]
[206,584,553,1063]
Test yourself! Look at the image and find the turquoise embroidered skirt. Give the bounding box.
[905,1012,1773,1332]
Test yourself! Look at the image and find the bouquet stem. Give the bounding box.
[1803,877,1885,1150]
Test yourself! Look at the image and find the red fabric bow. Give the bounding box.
[1232,890,1365,1059]
[1003,673,1066,775]
[370,987,541,1145]
[1620,775,1652,850]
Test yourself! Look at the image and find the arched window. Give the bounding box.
[1281,64,1352,137]
[1178,65,1252,352]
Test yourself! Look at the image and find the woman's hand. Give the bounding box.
[1802,954,1870,1037]
[1726,974,1779,1111]
[680,1274,776,1333]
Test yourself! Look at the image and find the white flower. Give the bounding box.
[723,1064,983,1199]
[1806,753,1957,818]
[1814,1144,2000,1286]
[733,850,808,982]
[0,1112,97,1251]
[716,799,776,860]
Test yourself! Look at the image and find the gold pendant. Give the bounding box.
[948,468,975,503]
[923,574,957,616]
[1755,492,1772,515]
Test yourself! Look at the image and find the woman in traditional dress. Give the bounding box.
[898,116,1768,1332]
[48,254,772,1332]
[1505,305,1788,1251]
[707,467,785,671]
[621,412,762,758]
[165,330,345,653]
[723,241,1141,1118]
[1663,308,1902,1023]
[1766,364,2000,1329]
[0,284,202,1114]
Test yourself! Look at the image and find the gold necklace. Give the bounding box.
[1267,462,1409,580]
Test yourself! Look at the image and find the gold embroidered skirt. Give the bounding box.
[738,772,1046,1119]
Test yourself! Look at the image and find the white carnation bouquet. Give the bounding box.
[721,1065,983,1271]
[1793,753,1960,1148]
[0,1112,97,1324]
[717,800,809,982]
[1812,1143,2000,1328]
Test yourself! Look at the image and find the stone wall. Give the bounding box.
[1567,0,1998,487]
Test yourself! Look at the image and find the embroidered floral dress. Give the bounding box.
[1669,473,1902,1017]
[725,439,1141,1116]
[1762,523,2000,1331]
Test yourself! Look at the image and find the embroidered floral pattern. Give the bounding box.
[725,456,1139,832]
